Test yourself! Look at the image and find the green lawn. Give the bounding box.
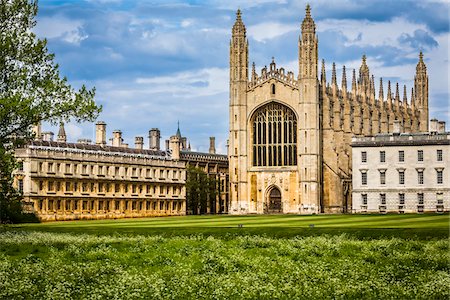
[9,213,450,239]
[1,215,449,299]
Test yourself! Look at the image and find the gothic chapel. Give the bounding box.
[228,5,429,214]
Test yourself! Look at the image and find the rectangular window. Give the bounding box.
[18,161,24,171]
[417,150,423,162]
[380,151,385,163]
[361,151,367,163]
[437,193,443,205]
[437,150,443,162]
[417,170,424,185]
[65,164,71,173]
[65,182,71,191]
[399,170,405,185]
[417,193,424,205]
[361,172,367,185]
[379,171,386,185]
[48,181,54,191]
[380,193,386,205]
[48,162,54,173]
[399,193,405,205]
[399,150,404,162]
[18,179,23,192]
[362,194,368,205]
[115,183,120,193]
[437,170,443,184]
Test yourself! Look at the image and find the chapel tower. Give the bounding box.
[229,10,249,212]
[297,4,321,212]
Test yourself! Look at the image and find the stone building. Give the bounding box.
[228,6,429,214]
[167,127,229,214]
[15,121,229,221]
[352,119,449,213]
[15,122,186,221]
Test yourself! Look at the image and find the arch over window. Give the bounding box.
[251,102,297,167]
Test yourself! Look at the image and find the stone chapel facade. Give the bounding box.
[228,5,429,214]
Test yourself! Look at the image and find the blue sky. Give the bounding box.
[35,0,449,153]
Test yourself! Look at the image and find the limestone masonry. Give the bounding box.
[228,5,431,214]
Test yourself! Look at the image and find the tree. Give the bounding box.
[0,0,102,223]
[185,166,217,215]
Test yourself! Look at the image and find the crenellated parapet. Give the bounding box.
[248,58,297,90]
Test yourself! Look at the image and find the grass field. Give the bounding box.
[9,213,450,239]
[1,214,449,299]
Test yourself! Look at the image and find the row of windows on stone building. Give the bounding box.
[38,180,183,196]
[361,149,443,163]
[361,192,444,212]
[361,169,444,185]
[37,162,182,180]
[39,199,183,213]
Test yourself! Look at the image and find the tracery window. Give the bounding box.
[251,102,297,166]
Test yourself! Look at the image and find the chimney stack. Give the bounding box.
[135,136,144,149]
[438,121,446,133]
[149,128,161,150]
[112,130,122,147]
[165,139,170,151]
[42,131,54,142]
[209,137,216,154]
[32,122,42,140]
[95,121,107,146]
[430,118,438,133]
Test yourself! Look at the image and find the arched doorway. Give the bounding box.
[267,187,282,213]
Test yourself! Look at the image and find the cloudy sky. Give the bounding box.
[35,0,449,153]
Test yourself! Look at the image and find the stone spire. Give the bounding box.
[378,78,384,101]
[251,62,256,82]
[331,62,337,86]
[414,51,429,131]
[299,4,318,79]
[351,69,357,96]
[387,80,393,110]
[395,83,400,110]
[176,121,181,138]
[411,87,415,111]
[341,65,347,92]
[359,54,370,92]
[403,85,408,106]
[232,9,245,36]
[320,59,326,84]
[301,4,315,33]
[57,121,66,143]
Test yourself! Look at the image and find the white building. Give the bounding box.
[352,120,449,213]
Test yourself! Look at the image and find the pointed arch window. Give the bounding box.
[251,102,297,167]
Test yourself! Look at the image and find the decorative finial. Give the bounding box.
[419,51,423,62]
[306,3,311,16]
[236,9,241,19]
[351,69,356,90]
[378,78,384,101]
[403,85,408,104]
[342,65,347,90]
[331,62,337,86]
[321,59,326,83]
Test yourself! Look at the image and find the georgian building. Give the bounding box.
[15,123,186,221]
[15,121,230,221]
[228,5,429,214]
[352,119,449,213]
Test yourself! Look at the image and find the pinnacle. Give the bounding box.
[306,3,311,17]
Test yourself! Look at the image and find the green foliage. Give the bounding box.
[0,231,449,299]
[186,166,217,214]
[0,0,101,222]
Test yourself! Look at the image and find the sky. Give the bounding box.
[35,0,450,153]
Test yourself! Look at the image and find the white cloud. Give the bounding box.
[317,17,428,49]
[35,16,87,45]
[136,68,228,97]
[248,22,297,42]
